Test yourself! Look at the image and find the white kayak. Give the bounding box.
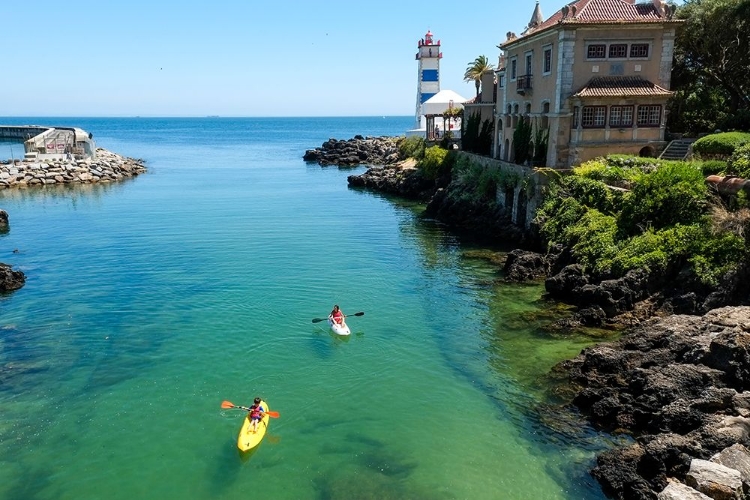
[328,318,351,336]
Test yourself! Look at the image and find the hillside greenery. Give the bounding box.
[536,155,748,286]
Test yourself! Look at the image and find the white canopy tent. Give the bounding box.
[422,89,468,116]
[421,89,468,141]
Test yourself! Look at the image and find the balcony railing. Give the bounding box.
[516,75,533,94]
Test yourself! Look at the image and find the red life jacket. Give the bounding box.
[249,403,263,419]
[332,310,344,324]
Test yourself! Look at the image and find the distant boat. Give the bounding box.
[206,115,220,118]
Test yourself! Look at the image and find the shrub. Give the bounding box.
[476,166,501,200]
[698,160,728,176]
[537,196,587,245]
[609,225,695,276]
[398,136,426,160]
[618,162,707,235]
[563,210,619,274]
[574,157,646,186]
[689,230,746,286]
[726,143,750,178]
[562,175,618,214]
[418,145,451,180]
[692,132,750,158]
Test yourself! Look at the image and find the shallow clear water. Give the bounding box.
[0,117,610,499]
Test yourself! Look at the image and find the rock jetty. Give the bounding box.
[303,135,400,166]
[555,306,750,499]
[0,148,146,188]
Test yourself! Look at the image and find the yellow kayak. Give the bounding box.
[236,400,270,452]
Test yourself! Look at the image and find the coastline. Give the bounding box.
[309,134,750,498]
[0,117,602,499]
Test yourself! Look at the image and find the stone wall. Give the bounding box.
[457,152,548,229]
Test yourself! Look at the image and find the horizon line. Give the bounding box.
[0,115,414,119]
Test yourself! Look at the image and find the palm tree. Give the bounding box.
[463,55,494,99]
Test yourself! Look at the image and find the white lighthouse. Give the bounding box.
[413,30,441,132]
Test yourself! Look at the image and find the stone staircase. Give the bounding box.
[659,138,695,160]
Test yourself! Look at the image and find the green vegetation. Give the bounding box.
[397,136,426,161]
[513,117,533,165]
[692,132,750,157]
[532,126,549,166]
[463,55,494,99]
[450,154,501,201]
[462,112,494,156]
[669,0,750,133]
[418,145,456,181]
[536,155,748,286]
[727,144,750,178]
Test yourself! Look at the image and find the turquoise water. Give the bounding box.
[0,117,610,499]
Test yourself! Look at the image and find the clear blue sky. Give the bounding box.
[4,1,579,117]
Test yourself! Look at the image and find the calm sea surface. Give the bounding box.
[0,117,612,499]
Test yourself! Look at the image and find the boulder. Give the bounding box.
[658,480,712,499]
[0,263,25,292]
[685,459,743,500]
[502,249,547,282]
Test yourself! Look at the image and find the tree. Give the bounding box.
[513,116,533,165]
[463,55,494,99]
[669,0,750,132]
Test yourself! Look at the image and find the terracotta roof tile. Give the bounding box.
[502,0,681,47]
[573,76,672,97]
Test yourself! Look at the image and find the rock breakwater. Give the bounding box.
[0,148,146,188]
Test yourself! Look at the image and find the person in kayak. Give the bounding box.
[248,397,266,433]
[329,305,347,328]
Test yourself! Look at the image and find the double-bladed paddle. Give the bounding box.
[221,400,280,418]
[312,311,364,323]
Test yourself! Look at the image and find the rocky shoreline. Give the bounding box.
[553,307,750,499]
[306,136,750,499]
[0,148,146,188]
[303,135,400,167]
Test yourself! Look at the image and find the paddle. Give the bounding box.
[221,400,280,418]
[312,311,364,323]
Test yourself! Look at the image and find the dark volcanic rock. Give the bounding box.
[557,306,750,498]
[303,136,400,167]
[0,263,25,292]
[503,249,548,282]
[347,162,437,201]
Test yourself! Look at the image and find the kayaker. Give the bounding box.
[248,397,266,433]
[329,305,347,328]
